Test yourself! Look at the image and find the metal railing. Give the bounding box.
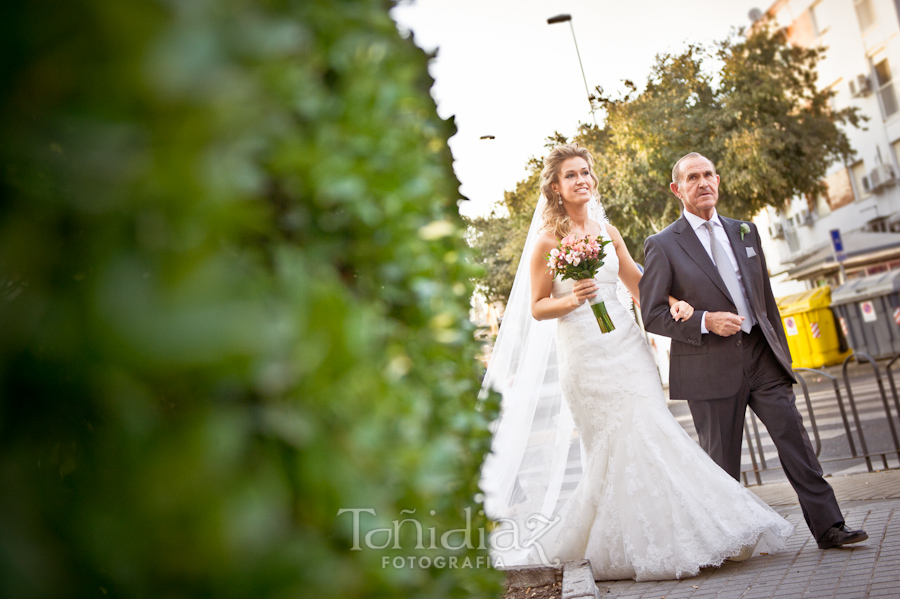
[740,352,900,486]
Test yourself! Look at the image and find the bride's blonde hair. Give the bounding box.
[539,144,600,240]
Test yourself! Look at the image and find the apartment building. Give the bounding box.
[754,0,900,292]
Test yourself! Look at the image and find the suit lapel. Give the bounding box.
[721,217,759,310]
[673,216,732,300]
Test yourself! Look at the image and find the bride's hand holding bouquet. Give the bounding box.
[545,233,616,333]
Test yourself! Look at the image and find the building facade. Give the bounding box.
[755,0,900,293]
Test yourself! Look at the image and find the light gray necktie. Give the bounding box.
[705,221,752,333]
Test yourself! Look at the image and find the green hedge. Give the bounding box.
[0,1,499,596]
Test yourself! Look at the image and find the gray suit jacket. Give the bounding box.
[639,215,795,400]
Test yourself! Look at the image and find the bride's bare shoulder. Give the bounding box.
[531,230,558,262]
[535,229,558,249]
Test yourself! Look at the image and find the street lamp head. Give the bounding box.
[545,12,597,127]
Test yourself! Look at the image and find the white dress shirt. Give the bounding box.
[682,209,754,333]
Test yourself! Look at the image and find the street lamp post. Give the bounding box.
[547,14,598,127]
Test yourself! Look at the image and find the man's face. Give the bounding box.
[670,155,719,219]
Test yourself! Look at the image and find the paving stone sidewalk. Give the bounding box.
[589,469,900,599]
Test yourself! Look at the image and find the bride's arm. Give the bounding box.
[669,298,694,322]
[607,223,693,320]
[606,223,642,304]
[530,232,596,321]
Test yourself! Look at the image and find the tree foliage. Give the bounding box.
[0,1,499,597]
[467,161,541,302]
[593,26,861,262]
[472,26,861,301]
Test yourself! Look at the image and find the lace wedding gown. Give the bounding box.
[534,223,793,581]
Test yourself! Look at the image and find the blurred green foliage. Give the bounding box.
[472,26,860,302]
[0,0,499,597]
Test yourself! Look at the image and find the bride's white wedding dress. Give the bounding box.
[531,223,793,581]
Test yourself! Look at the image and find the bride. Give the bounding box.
[480,144,792,581]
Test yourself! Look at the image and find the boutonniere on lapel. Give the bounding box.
[740,223,750,241]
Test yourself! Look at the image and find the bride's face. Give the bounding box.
[554,157,595,206]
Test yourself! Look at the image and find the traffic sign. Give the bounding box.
[830,229,847,262]
[861,300,877,323]
[785,316,799,336]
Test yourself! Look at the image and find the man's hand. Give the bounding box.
[705,311,744,337]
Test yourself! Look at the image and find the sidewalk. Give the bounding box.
[583,469,900,599]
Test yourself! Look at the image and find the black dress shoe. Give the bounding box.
[817,524,868,549]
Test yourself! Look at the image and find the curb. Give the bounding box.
[562,560,600,599]
[503,564,560,589]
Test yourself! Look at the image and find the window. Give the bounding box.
[854,0,876,31]
[827,81,838,112]
[810,1,828,36]
[785,226,801,255]
[874,59,899,118]
[868,216,889,232]
[891,138,900,174]
[815,191,832,217]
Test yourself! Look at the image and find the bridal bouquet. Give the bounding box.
[546,234,616,333]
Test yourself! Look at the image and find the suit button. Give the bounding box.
[736,339,742,347]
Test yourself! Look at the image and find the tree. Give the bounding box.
[470,26,862,301]
[467,162,541,302]
[585,26,861,263]
[467,141,560,304]
[0,1,499,597]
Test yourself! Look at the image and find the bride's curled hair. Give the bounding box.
[539,143,600,240]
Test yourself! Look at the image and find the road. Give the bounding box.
[667,358,900,486]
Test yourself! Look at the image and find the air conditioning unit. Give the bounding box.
[869,163,896,191]
[849,74,872,97]
[770,222,785,238]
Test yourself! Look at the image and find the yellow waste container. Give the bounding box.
[775,286,850,369]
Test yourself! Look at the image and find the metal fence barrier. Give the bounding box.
[740,352,900,486]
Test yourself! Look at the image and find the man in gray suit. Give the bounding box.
[639,152,867,549]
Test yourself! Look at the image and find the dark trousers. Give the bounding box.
[687,326,843,540]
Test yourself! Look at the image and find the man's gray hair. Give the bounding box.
[671,152,715,184]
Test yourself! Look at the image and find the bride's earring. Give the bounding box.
[557,192,563,205]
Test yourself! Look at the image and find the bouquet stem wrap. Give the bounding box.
[589,296,615,334]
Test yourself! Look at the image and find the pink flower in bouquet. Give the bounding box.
[545,233,616,333]
[547,234,611,282]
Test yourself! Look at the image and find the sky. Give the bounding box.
[391,0,772,218]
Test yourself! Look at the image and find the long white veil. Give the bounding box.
[480,194,609,565]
